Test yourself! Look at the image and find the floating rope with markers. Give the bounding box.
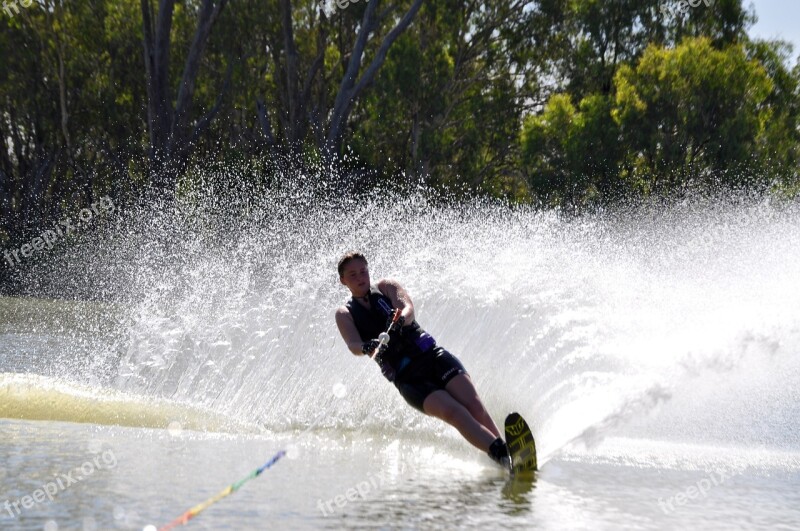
[154,449,286,531]
[150,315,400,529]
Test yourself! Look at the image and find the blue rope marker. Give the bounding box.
[156,449,286,530]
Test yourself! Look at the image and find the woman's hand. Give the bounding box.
[386,309,406,333]
[361,339,382,357]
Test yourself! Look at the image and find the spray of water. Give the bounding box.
[7,161,799,462]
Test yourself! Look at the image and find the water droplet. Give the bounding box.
[332,383,347,398]
[44,521,58,531]
[168,421,183,437]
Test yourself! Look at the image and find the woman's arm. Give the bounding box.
[335,307,367,355]
[377,278,416,324]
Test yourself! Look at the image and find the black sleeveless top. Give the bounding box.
[346,285,436,381]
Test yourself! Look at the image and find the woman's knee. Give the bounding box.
[445,377,485,416]
[464,402,486,422]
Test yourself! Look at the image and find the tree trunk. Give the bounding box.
[141,0,228,193]
[324,0,425,161]
[260,0,423,166]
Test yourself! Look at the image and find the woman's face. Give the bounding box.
[339,258,370,297]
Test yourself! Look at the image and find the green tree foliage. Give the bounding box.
[613,37,774,193]
[1,0,799,252]
[522,93,621,206]
[1,0,147,242]
[745,39,800,191]
[670,0,755,48]
[352,0,536,200]
[521,18,799,206]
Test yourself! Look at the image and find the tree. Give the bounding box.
[521,93,622,206]
[252,0,424,164]
[140,0,230,192]
[612,37,773,193]
[746,39,800,192]
[350,0,538,199]
[1,0,147,247]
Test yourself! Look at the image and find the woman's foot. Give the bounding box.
[488,438,512,471]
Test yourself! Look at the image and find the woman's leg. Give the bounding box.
[422,390,497,452]
[444,374,502,439]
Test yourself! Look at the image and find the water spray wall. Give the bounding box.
[3,175,799,462]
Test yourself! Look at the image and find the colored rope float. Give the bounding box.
[156,449,286,530]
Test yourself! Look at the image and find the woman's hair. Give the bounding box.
[337,252,367,278]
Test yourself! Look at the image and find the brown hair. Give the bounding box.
[337,252,367,278]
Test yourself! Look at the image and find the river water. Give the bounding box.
[1,188,799,529]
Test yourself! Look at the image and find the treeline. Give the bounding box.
[1,0,799,243]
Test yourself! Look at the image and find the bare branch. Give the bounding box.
[326,0,424,155]
[174,0,228,144]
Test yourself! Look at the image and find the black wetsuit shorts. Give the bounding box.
[394,347,468,412]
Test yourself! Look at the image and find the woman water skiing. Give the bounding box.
[334,252,511,469]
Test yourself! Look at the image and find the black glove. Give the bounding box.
[361,339,382,357]
[386,309,405,334]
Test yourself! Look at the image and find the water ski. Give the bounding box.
[504,412,537,474]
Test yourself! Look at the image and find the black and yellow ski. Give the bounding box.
[504,412,537,474]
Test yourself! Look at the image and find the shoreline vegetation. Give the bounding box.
[1,0,799,293]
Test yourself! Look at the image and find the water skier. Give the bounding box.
[334,252,511,469]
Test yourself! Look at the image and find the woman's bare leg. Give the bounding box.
[444,374,502,439]
[422,390,497,452]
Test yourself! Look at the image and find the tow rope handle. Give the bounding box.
[370,309,402,359]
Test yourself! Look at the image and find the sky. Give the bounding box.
[748,0,800,64]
